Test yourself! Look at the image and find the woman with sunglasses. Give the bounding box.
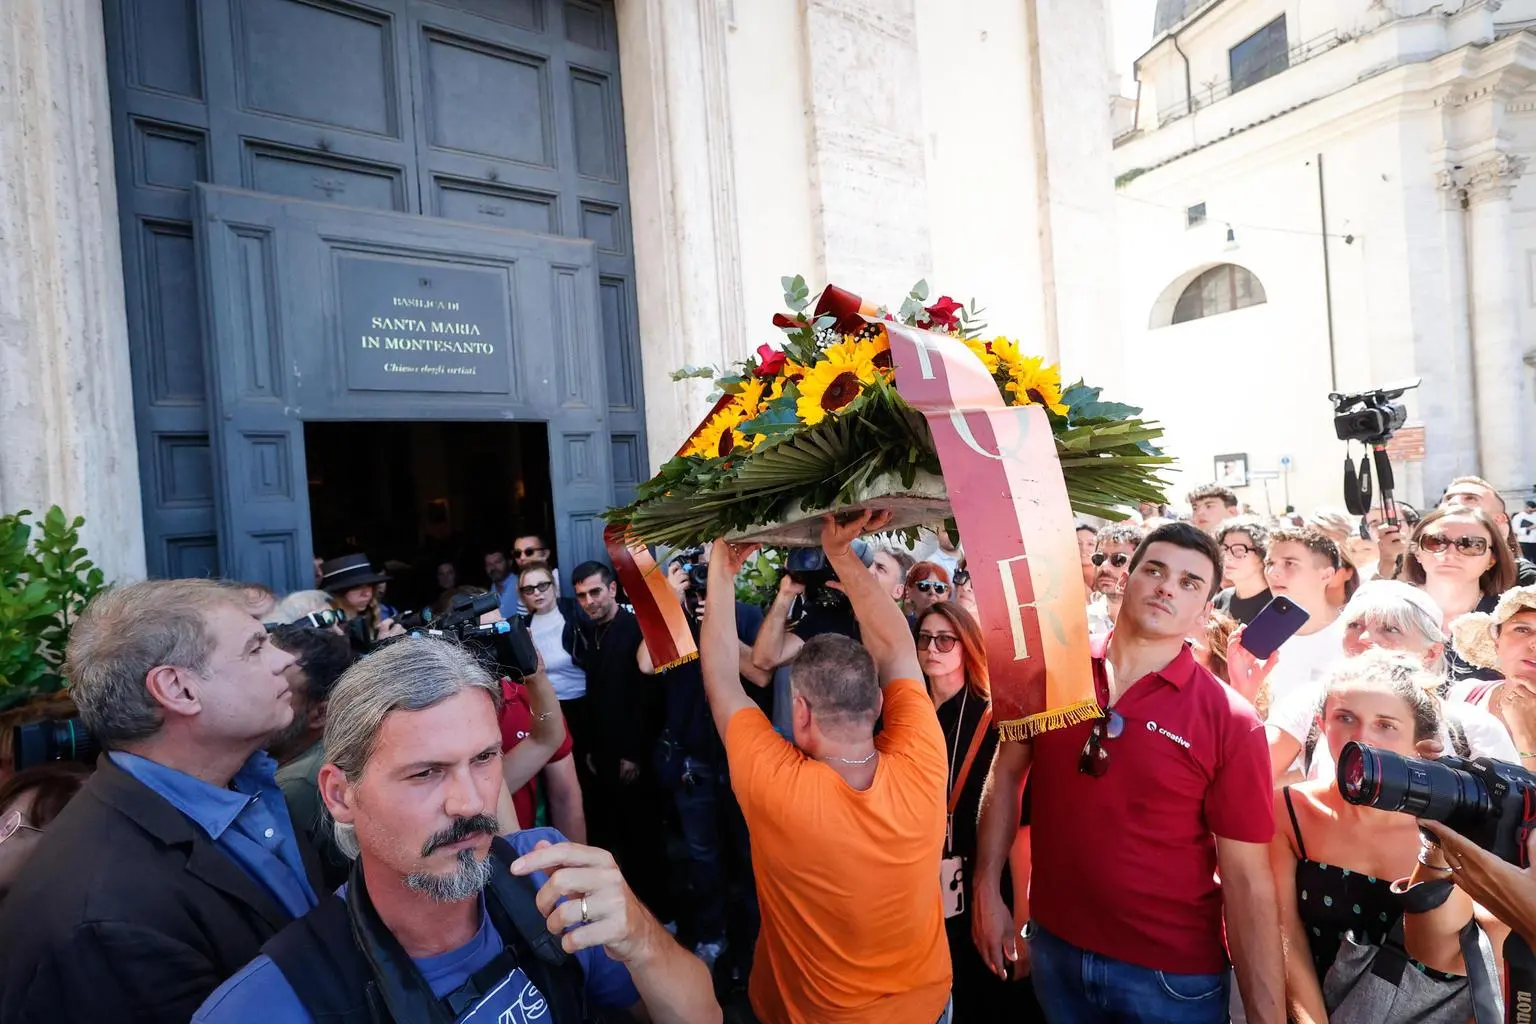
[1404,505,1518,682]
[905,560,952,616]
[1271,650,1480,1023]
[915,602,1034,1019]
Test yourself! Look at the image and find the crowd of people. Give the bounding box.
[3,476,1536,1023]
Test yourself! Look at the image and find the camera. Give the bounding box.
[672,547,709,594]
[785,541,874,609]
[392,590,540,680]
[1338,740,1536,866]
[13,717,98,772]
[1330,379,1419,445]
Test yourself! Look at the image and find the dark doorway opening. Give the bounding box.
[304,421,552,614]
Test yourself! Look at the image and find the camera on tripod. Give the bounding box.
[1329,379,1420,522]
[1330,379,1419,445]
[1339,740,1536,866]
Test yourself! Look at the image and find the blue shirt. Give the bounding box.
[193,828,641,1024]
[109,750,318,918]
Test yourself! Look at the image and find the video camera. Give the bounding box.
[1329,379,1420,525]
[12,717,97,772]
[785,541,874,610]
[390,590,540,680]
[1339,740,1536,866]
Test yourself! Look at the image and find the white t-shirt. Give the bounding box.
[529,607,587,700]
[1268,678,1519,782]
[1263,614,1348,710]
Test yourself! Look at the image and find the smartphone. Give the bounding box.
[1241,596,1310,659]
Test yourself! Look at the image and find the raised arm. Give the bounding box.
[750,575,804,671]
[822,511,919,684]
[502,661,567,795]
[973,738,1032,979]
[701,541,762,738]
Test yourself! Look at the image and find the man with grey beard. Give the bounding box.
[195,637,720,1024]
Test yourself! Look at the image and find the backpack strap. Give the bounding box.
[485,836,592,1024]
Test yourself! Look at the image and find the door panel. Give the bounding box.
[105,0,646,576]
[194,185,613,589]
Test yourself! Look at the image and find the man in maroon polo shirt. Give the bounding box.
[972,521,1282,1023]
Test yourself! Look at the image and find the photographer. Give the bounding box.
[193,637,720,1024]
[1271,650,1481,1023]
[320,554,405,650]
[638,547,763,973]
[0,580,324,1023]
[701,512,952,1024]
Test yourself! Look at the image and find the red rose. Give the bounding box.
[756,343,787,378]
[924,296,963,330]
[772,313,802,331]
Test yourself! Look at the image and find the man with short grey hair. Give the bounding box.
[0,578,323,1024]
[195,636,721,1024]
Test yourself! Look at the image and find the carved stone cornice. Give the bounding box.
[1464,152,1528,202]
[1437,152,1528,205]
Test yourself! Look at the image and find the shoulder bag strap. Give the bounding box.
[948,705,994,816]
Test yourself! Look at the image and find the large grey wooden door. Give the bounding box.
[102,0,645,578]
[194,184,610,591]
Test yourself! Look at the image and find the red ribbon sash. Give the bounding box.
[603,524,697,672]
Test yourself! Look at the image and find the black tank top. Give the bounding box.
[1284,786,1411,976]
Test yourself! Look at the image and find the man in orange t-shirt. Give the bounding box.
[700,512,952,1024]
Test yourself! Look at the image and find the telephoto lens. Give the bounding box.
[1337,740,1500,850]
[13,718,100,772]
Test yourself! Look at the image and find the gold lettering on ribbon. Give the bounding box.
[996,554,1036,661]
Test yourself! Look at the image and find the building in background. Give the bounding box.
[1,0,1121,589]
[1114,0,1536,515]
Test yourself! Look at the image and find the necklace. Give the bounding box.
[821,749,878,766]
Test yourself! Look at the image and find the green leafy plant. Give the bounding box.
[0,507,107,707]
[735,548,785,608]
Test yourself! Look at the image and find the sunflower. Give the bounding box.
[1002,352,1069,416]
[734,377,769,419]
[682,405,750,459]
[964,337,1000,375]
[796,343,879,426]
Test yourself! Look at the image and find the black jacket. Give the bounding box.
[0,754,324,1024]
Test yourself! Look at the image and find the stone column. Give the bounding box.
[801,0,932,302]
[617,0,746,469]
[1424,166,1482,493]
[1462,152,1535,494]
[0,0,145,580]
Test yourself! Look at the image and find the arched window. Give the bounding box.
[1171,264,1267,324]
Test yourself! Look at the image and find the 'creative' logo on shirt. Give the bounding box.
[1145,720,1191,750]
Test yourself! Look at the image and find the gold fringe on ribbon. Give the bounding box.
[996,699,1103,742]
[654,650,701,674]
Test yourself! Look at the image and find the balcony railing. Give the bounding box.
[1155,29,1344,125]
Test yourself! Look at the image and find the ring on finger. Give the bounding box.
[580,895,591,925]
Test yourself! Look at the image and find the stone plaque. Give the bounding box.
[338,256,512,393]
